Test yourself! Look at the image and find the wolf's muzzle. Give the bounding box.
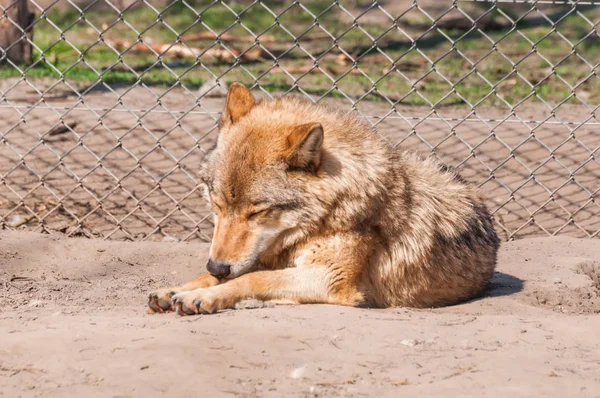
[207,259,231,278]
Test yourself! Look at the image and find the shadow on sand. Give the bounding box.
[484,272,524,298]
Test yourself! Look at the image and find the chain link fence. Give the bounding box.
[0,0,598,242]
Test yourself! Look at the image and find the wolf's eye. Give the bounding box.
[247,208,270,220]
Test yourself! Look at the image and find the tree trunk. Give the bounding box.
[0,0,34,64]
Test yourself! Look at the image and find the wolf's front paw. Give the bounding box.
[171,288,225,316]
[148,287,183,313]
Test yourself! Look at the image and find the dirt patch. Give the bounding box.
[528,282,600,315]
[1,231,600,397]
[492,237,600,315]
[520,256,600,314]
[528,261,600,315]
[578,261,600,291]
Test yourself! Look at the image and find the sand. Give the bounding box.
[0,231,599,397]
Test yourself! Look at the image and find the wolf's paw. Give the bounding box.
[148,287,182,313]
[171,288,224,316]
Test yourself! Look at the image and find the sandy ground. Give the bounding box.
[1,230,599,397]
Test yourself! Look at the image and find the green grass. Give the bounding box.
[1,1,598,107]
[0,60,206,89]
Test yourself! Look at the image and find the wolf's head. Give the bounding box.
[199,83,326,279]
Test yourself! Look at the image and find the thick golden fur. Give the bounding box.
[148,83,500,315]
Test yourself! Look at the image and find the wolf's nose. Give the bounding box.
[207,259,231,278]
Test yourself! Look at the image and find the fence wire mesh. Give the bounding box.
[0,0,598,242]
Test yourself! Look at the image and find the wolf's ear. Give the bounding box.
[221,82,255,127]
[286,122,324,171]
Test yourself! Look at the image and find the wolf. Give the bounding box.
[148,83,500,316]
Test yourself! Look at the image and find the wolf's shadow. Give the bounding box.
[484,272,524,298]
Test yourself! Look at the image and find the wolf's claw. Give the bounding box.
[147,289,178,313]
[173,298,198,316]
[171,290,217,316]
